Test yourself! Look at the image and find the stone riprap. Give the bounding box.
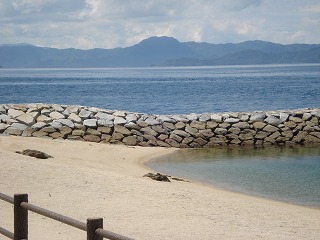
[1,104,320,148]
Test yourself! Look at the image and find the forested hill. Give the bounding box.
[0,36,319,68]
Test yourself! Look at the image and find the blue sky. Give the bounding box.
[1,0,319,49]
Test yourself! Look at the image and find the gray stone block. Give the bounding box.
[83,119,97,127]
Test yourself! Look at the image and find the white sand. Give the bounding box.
[0,136,319,240]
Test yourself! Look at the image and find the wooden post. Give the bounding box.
[14,194,28,240]
[87,218,103,240]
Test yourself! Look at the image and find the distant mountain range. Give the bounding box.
[0,36,319,68]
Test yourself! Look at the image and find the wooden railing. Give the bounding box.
[0,192,134,240]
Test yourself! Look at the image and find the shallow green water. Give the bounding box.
[146,146,320,207]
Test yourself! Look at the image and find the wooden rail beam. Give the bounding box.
[0,226,14,239]
[20,202,86,231]
[0,192,14,204]
[95,228,135,240]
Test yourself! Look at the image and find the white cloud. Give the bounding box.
[221,0,265,11]
[0,0,319,49]
[301,3,320,13]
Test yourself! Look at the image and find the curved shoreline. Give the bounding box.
[1,135,319,239]
[144,146,320,209]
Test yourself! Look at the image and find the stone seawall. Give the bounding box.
[1,104,320,148]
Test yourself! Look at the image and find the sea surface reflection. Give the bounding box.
[146,146,320,207]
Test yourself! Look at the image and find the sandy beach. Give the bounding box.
[0,136,319,240]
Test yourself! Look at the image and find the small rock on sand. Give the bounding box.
[15,149,53,159]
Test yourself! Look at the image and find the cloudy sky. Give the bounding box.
[1,0,319,49]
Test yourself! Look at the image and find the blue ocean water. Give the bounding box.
[0,64,319,114]
[1,64,320,206]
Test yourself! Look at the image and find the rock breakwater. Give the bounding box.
[1,104,320,148]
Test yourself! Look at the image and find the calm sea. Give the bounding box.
[0,64,319,114]
[1,64,320,207]
[146,146,320,208]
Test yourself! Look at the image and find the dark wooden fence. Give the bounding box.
[0,192,134,240]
